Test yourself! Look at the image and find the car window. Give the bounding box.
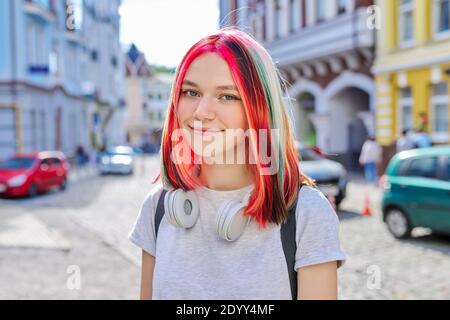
[0,157,35,169]
[401,156,438,179]
[447,157,450,180]
[51,158,62,166]
[40,158,52,166]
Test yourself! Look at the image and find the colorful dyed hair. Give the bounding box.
[154,28,314,227]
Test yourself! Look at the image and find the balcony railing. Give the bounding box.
[265,8,374,67]
[24,0,55,23]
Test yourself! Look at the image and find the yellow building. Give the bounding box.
[374,0,450,150]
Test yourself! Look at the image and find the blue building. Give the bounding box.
[0,0,125,160]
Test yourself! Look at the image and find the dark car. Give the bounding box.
[0,151,70,198]
[295,141,347,207]
[381,146,450,239]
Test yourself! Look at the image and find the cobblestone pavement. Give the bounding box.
[0,155,158,299]
[0,155,449,299]
[338,183,450,299]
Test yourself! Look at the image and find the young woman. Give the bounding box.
[129,28,346,300]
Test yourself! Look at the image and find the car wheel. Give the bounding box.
[59,177,67,191]
[385,208,412,239]
[28,184,38,198]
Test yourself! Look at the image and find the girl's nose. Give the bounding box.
[193,96,215,121]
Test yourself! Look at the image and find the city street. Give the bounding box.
[0,155,449,299]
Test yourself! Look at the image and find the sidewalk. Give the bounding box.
[0,212,71,251]
[68,164,98,184]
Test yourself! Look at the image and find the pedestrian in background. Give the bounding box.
[128,28,345,300]
[396,129,415,152]
[412,128,432,148]
[359,136,382,184]
[75,145,89,166]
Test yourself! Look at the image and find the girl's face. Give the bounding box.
[177,53,248,163]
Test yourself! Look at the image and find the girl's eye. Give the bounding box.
[182,90,199,97]
[220,95,240,101]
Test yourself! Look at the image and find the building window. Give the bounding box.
[27,20,47,68]
[274,0,282,39]
[65,44,78,82]
[337,0,347,14]
[316,0,326,23]
[30,110,37,151]
[433,0,450,38]
[40,111,46,149]
[111,56,118,68]
[252,13,263,41]
[398,0,414,47]
[398,87,413,133]
[430,82,449,142]
[49,42,59,75]
[252,18,257,38]
[91,49,98,61]
[289,0,300,32]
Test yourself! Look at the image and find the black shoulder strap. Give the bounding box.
[280,184,302,300]
[155,189,167,238]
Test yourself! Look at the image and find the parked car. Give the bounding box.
[99,145,135,175]
[140,142,160,154]
[295,141,348,207]
[381,146,450,239]
[0,151,70,198]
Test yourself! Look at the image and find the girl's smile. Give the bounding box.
[187,123,225,136]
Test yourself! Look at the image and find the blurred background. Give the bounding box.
[0,0,449,299]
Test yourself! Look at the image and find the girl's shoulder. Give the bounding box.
[141,182,165,213]
[295,185,338,222]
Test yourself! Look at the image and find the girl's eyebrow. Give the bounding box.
[182,80,238,91]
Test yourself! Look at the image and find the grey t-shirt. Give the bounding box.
[128,183,346,300]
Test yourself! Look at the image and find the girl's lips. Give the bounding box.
[188,125,224,135]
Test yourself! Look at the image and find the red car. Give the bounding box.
[0,151,70,198]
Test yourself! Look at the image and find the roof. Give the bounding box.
[125,43,153,78]
[396,146,450,160]
[14,151,67,159]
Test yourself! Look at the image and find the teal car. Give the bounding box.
[381,146,450,239]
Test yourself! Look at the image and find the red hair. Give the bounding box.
[154,29,314,227]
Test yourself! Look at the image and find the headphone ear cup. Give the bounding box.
[216,200,234,238]
[216,200,248,241]
[164,189,199,229]
[164,190,178,227]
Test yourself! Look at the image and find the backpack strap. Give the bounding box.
[155,189,167,238]
[280,185,302,300]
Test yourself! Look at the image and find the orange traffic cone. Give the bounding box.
[362,190,372,217]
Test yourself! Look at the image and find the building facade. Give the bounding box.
[0,0,125,161]
[220,0,376,169]
[124,44,173,147]
[373,0,450,156]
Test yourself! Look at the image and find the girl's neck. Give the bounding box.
[198,163,254,191]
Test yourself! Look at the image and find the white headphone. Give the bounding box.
[164,188,252,241]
